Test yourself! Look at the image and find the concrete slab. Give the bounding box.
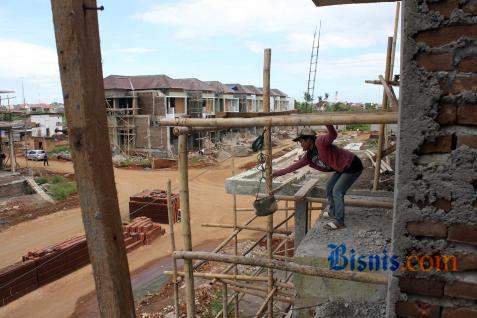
[292,205,393,318]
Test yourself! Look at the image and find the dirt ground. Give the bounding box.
[0,142,297,318]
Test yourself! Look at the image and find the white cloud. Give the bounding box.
[135,0,397,50]
[277,52,400,80]
[109,47,157,54]
[0,39,58,78]
[0,39,61,103]
[244,41,265,53]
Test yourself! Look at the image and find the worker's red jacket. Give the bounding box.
[273,125,356,176]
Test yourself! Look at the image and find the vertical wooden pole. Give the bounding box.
[50,1,135,317]
[9,130,15,173]
[222,282,229,318]
[385,1,401,165]
[231,154,239,318]
[178,134,196,317]
[373,37,394,191]
[262,48,274,318]
[167,180,180,318]
[284,201,289,270]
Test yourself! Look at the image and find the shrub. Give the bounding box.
[50,181,77,200]
[49,145,69,154]
[36,177,48,185]
[51,175,64,184]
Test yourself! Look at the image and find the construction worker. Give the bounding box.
[272,126,363,230]
[43,152,49,166]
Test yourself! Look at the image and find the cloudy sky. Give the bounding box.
[0,0,400,105]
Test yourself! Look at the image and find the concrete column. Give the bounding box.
[294,199,308,250]
[9,130,15,173]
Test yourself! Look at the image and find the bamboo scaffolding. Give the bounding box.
[268,194,393,209]
[193,214,258,271]
[174,251,388,285]
[159,112,397,130]
[222,283,228,318]
[201,223,292,235]
[365,79,400,86]
[231,154,239,318]
[227,286,294,305]
[379,75,399,109]
[178,134,195,317]
[235,207,321,212]
[165,271,291,287]
[220,279,294,298]
[255,288,278,318]
[373,37,394,191]
[167,180,180,318]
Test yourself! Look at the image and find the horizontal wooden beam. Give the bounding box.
[265,194,394,209]
[379,75,399,109]
[294,178,320,200]
[201,223,292,235]
[365,79,400,87]
[159,112,398,129]
[174,251,388,285]
[311,0,397,7]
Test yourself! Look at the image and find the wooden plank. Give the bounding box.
[25,177,55,204]
[365,79,400,86]
[311,0,397,6]
[294,178,320,200]
[49,1,135,317]
[379,75,399,109]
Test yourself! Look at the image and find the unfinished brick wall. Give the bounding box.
[387,0,477,317]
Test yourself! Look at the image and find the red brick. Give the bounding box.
[396,301,440,318]
[433,198,452,212]
[449,76,477,95]
[442,307,477,318]
[416,25,477,48]
[457,135,477,149]
[427,0,460,19]
[463,0,477,16]
[437,104,457,125]
[418,135,454,154]
[399,277,444,297]
[407,221,448,238]
[457,104,477,125]
[445,281,477,300]
[459,56,477,73]
[416,52,454,71]
[448,224,477,245]
[456,253,477,271]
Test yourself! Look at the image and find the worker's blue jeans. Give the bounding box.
[326,170,362,225]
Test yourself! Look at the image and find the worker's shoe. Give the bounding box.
[321,205,334,219]
[324,220,345,230]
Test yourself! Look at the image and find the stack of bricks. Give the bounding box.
[0,217,164,306]
[129,189,181,224]
[389,0,477,317]
[123,216,166,250]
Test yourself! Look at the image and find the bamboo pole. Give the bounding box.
[178,134,195,317]
[167,180,180,318]
[220,279,294,298]
[284,201,289,277]
[174,251,389,285]
[365,79,400,86]
[164,271,294,289]
[222,283,228,318]
[231,154,239,318]
[227,286,293,305]
[193,214,257,270]
[201,223,292,235]
[262,48,274,318]
[159,112,398,129]
[255,288,278,318]
[269,194,394,209]
[8,130,15,173]
[373,37,394,191]
[235,207,321,212]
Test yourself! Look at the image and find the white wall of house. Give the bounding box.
[30,114,63,138]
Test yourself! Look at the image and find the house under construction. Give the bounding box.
[104,75,294,157]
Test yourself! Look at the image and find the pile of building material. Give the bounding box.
[0,217,164,306]
[124,217,165,248]
[129,190,180,224]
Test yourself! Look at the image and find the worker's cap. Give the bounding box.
[292,128,316,142]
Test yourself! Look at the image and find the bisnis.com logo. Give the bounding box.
[327,244,458,272]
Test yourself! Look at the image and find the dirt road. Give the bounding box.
[0,145,296,317]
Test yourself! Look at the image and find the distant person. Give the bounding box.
[272,126,363,230]
[43,152,49,166]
